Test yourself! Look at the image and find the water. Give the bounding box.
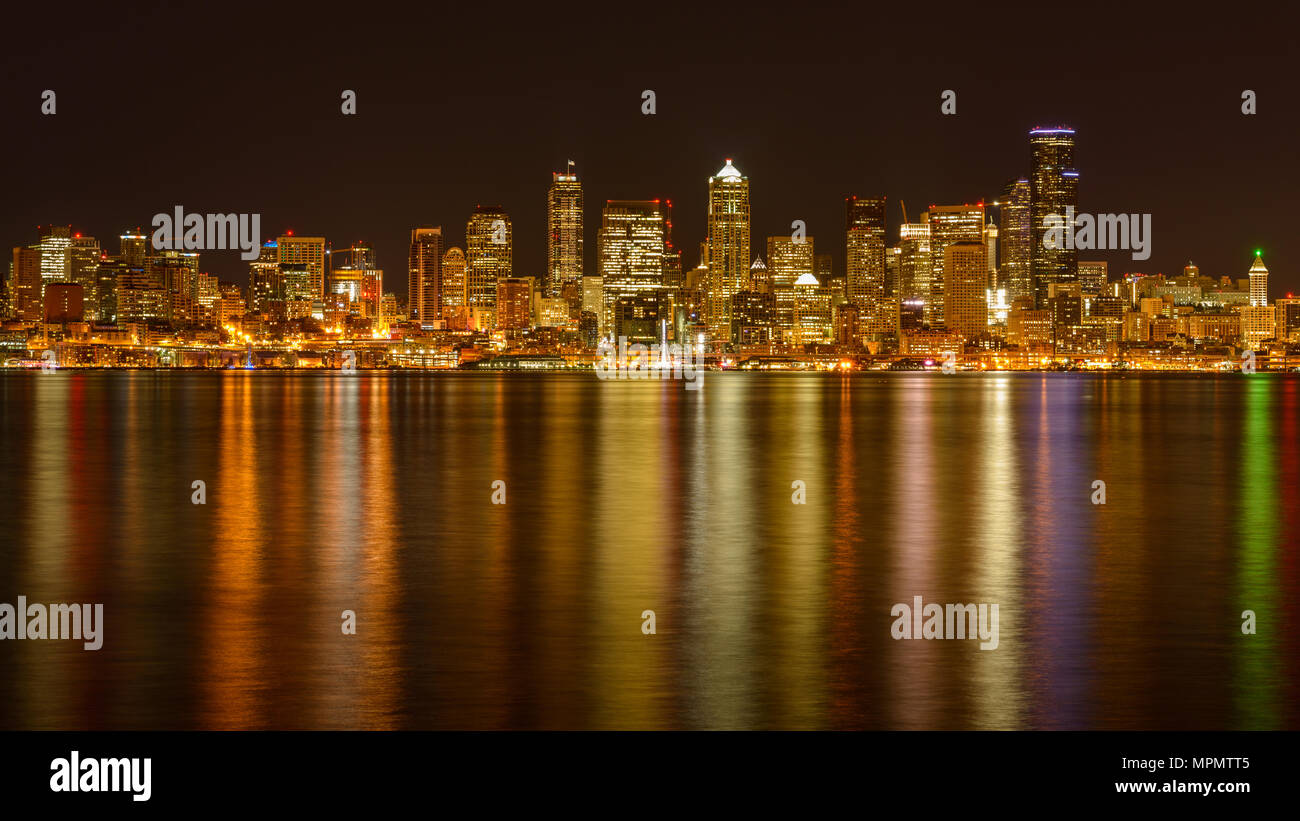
[0,371,1295,729]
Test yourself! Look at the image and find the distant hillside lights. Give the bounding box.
[150,206,261,260]
[1042,206,1151,260]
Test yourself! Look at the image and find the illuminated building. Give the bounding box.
[599,200,665,341]
[69,235,100,320]
[1029,126,1078,308]
[943,240,988,340]
[730,288,776,346]
[408,227,444,325]
[982,222,997,289]
[767,236,812,344]
[496,277,534,331]
[846,195,892,339]
[791,272,831,347]
[998,178,1031,303]
[277,233,326,298]
[897,221,930,303]
[11,246,42,322]
[1274,298,1300,342]
[1078,260,1108,295]
[37,225,72,301]
[440,246,467,321]
[119,230,148,268]
[249,241,281,316]
[1248,252,1269,307]
[926,204,984,326]
[467,206,511,309]
[705,159,751,342]
[547,160,583,300]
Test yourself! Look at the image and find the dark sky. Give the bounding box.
[4,1,1297,297]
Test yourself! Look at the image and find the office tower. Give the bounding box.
[845,196,890,338]
[705,159,751,342]
[548,161,584,300]
[926,204,984,326]
[1078,261,1108,295]
[1029,126,1078,308]
[998,178,1032,304]
[1275,298,1300,342]
[69,235,100,320]
[898,221,931,302]
[768,235,814,345]
[44,283,84,324]
[95,257,124,323]
[982,222,998,287]
[249,241,281,316]
[1248,252,1269,307]
[791,272,831,347]
[441,247,467,320]
[467,207,511,309]
[408,227,444,325]
[120,230,148,268]
[496,277,534,331]
[943,240,989,340]
[749,255,771,293]
[277,233,326,299]
[11,246,42,322]
[731,288,776,345]
[599,200,666,342]
[37,225,72,301]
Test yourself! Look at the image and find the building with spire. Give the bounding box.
[547,160,583,302]
[706,158,750,343]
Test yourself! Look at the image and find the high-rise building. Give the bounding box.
[249,241,281,317]
[1248,252,1269,307]
[599,200,666,342]
[441,247,467,321]
[408,227,444,325]
[898,222,931,303]
[982,222,998,287]
[1029,127,1078,308]
[11,246,42,322]
[496,277,534,331]
[926,205,984,327]
[467,207,511,309]
[791,272,831,347]
[846,196,891,338]
[548,161,583,300]
[37,225,72,301]
[705,159,751,342]
[768,236,814,345]
[998,178,1032,304]
[1079,261,1108,295]
[277,233,326,299]
[120,230,148,268]
[69,235,100,320]
[943,240,989,340]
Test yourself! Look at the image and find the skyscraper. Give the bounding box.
[11,246,41,322]
[408,227,444,325]
[706,159,751,342]
[467,207,512,309]
[926,205,985,327]
[943,240,989,340]
[547,161,583,301]
[69,234,100,320]
[897,221,930,302]
[1248,252,1269,307]
[998,178,1032,304]
[599,199,666,342]
[441,246,467,321]
[768,236,814,345]
[277,233,327,299]
[1029,127,1078,308]
[37,225,72,301]
[846,196,890,339]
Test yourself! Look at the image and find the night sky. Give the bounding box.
[4,1,1296,296]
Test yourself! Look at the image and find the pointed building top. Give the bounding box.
[714,158,742,180]
[1250,253,1268,275]
[794,272,820,287]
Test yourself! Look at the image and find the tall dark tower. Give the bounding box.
[1029,126,1078,308]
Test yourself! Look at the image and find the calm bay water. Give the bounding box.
[0,371,1296,730]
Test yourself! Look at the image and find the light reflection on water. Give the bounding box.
[0,371,1295,729]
